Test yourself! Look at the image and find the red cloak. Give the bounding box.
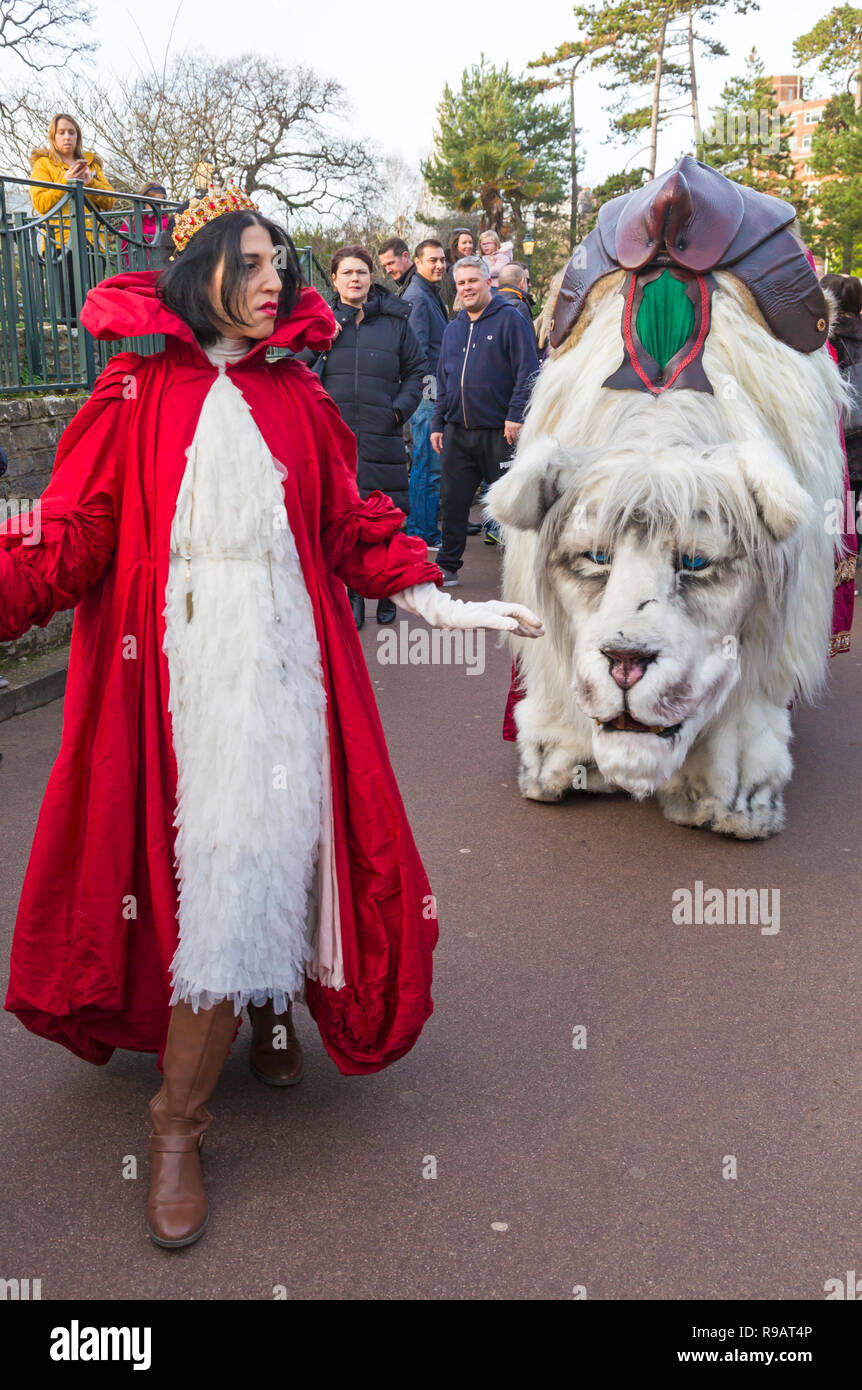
[0,272,442,1075]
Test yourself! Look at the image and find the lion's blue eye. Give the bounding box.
[585,550,611,566]
[679,554,710,571]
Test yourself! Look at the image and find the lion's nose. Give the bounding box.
[602,647,657,689]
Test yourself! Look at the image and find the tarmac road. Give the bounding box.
[1,532,860,1301]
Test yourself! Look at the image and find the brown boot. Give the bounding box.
[248,998,304,1086]
[147,998,237,1249]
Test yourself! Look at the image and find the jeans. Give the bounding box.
[405,397,442,545]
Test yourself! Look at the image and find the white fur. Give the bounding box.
[488,272,848,838]
[163,369,327,1012]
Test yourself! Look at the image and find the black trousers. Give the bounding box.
[436,423,509,573]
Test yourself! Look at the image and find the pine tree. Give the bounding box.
[575,0,689,178]
[701,48,802,203]
[806,93,862,271]
[795,7,862,113]
[422,59,568,245]
[526,39,604,249]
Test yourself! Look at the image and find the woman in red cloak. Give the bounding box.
[0,193,543,1248]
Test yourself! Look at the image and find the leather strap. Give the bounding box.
[149,1130,206,1153]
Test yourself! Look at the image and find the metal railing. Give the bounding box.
[297,245,330,297]
[0,174,330,395]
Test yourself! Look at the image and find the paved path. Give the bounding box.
[1,535,860,1300]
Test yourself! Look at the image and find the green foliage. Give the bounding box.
[527,38,597,250]
[805,92,862,271]
[574,1,759,165]
[17,364,47,387]
[701,47,803,203]
[422,59,568,240]
[290,216,393,287]
[579,166,650,235]
[794,6,862,89]
[574,0,687,155]
[528,211,572,301]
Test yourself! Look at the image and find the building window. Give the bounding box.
[804,109,823,124]
[801,133,812,149]
[784,86,795,101]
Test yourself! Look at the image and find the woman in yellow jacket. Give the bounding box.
[31,113,115,319]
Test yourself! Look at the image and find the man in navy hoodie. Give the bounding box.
[430,256,539,584]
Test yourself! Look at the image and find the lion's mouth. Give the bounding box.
[596,714,683,738]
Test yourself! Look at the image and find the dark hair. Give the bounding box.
[414,238,445,260]
[378,236,409,258]
[157,210,302,347]
[330,243,374,277]
[823,271,862,317]
[447,227,474,266]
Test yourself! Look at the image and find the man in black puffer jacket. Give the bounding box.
[312,244,427,626]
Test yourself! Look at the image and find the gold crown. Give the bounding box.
[172,182,261,253]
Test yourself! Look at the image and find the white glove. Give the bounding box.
[393,582,544,638]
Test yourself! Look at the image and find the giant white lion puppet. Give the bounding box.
[488,156,854,839]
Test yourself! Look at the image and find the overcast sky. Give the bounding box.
[0,0,837,189]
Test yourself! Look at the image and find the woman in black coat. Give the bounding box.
[314,243,426,627]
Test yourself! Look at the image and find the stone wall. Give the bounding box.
[0,393,86,663]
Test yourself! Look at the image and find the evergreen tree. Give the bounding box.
[806,93,862,271]
[579,166,651,236]
[795,6,862,112]
[527,38,605,250]
[701,48,803,204]
[677,1,760,155]
[422,59,568,246]
[575,0,688,177]
[573,1,759,175]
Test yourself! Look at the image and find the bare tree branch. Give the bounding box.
[0,0,95,70]
[0,47,386,225]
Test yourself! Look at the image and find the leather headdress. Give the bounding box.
[551,156,828,372]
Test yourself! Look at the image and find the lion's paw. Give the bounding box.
[659,785,785,840]
[518,738,592,802]
[709,788,786,840]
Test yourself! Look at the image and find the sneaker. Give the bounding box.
[484,523,502,546]
[439,568,459,587]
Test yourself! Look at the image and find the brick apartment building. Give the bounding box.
[773,73,829,194]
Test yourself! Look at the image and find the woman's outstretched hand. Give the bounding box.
[444,598,544,638]
[392,583,544,638]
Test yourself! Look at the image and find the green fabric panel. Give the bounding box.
[635,271,695,370]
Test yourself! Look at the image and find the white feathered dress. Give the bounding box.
[162,336,328,1016]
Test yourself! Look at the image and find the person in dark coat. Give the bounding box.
[378,236,416,296]
[497,263,536,328]
[401,239,449,547]
[823,273,862,491]
[313,243,426,627]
